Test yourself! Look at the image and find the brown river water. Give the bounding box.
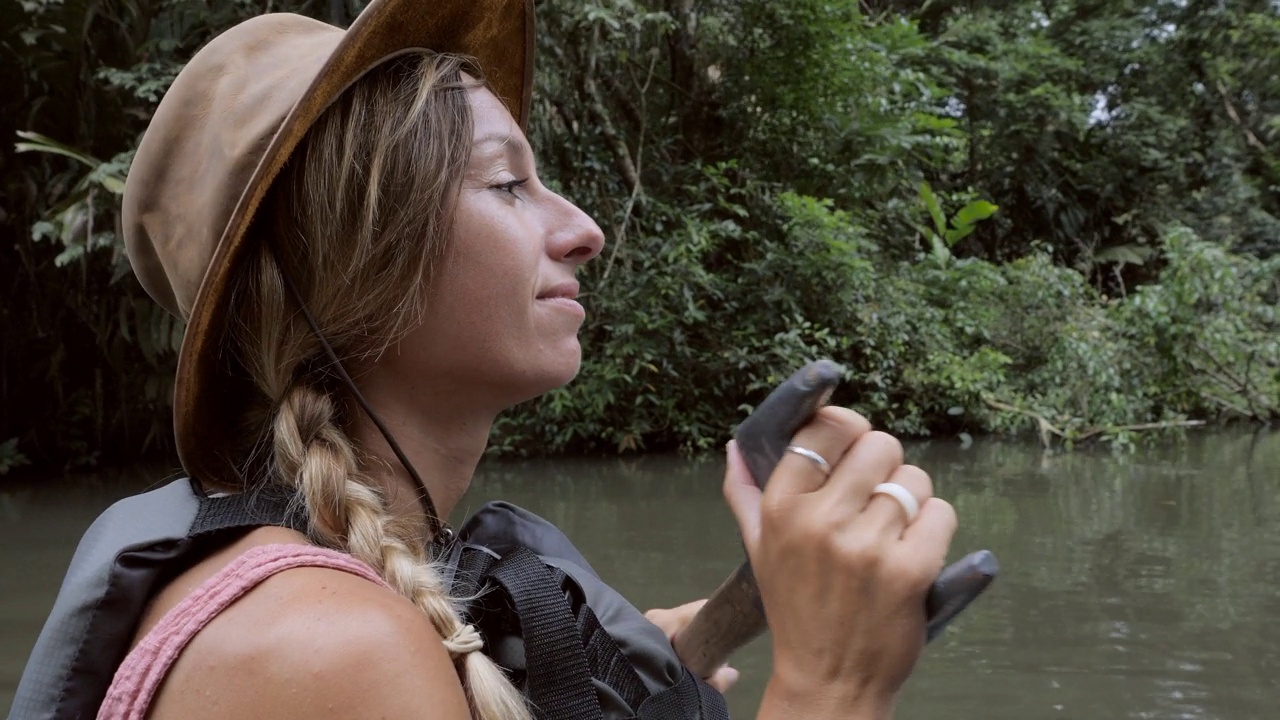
[3,429,1279,719]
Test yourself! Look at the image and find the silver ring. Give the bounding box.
[870,482,920,523]
[785,445,831,477]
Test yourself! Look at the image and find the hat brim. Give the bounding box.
[173,0,535,487]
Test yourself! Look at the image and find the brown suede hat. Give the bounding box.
[123,0,535,487]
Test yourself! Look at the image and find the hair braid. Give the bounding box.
[271,380,530,720]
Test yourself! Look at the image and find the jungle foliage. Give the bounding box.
[3,0,1278,470]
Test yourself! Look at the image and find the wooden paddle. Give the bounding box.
[672,361,1000,678]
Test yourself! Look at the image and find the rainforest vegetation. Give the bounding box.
[2,0,1277,471]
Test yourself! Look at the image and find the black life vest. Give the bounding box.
[10,477,729,720]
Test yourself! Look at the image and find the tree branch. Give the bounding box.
[983,397,1064,448]
[1073,419,1206,443]
[984,397,1207,447]
[1215,79,1268,154]
[583,24,640,191]
[600,49,659,285]
[1199,390,1253,417]
[1190,340,1275,418]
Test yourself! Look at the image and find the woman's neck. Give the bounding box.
[349,395,496,537]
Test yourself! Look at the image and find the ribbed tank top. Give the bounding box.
[97,543,390,720]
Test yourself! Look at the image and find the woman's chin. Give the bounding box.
[504,346,582,406]
[543,347,583,390]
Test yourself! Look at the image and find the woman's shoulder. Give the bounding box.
[142,531,473,719]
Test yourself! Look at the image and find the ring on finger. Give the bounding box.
[785,445,832,478]
[870,482,920,523]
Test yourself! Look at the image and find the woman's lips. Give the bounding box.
[536,281,579,301]
[536,282,584,318]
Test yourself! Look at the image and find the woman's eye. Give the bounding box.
[492,178,529,196]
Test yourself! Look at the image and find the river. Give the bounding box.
[3,430,1279,719]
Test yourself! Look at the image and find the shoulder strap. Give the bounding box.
[451,503,735,720]
[576,603,649,710]
[191,485,307,537]
[637,668,730,720]
[456,545,651,712]
[486,546,604,720]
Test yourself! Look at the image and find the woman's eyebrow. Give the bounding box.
[472,131,531,160]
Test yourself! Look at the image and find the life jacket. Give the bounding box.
[10,477,729,720]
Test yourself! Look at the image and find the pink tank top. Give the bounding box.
[97,543,391,720]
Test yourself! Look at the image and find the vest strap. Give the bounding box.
[190,486,307,537]
[577,603,648,710]
[637,667,731,720]
[488,547,604,720]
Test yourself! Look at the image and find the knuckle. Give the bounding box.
[861,430,905,466]
[835,531,886,571]
[813,505,849,537]
[759,495,801,535]
[765,498,838,542]
[925,497,959,534]
[895,464,934,498]
[759,490,787,518]
[814,405,871,437]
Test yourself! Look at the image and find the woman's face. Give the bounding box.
[388,85,605,410]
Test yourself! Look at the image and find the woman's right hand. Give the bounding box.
[722,407,957,719]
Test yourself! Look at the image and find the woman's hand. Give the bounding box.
[723,407,957,719]
[645,600,741,693]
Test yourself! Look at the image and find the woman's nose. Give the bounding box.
[548,193,605,264]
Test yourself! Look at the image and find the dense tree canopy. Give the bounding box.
[2,0,1277,471]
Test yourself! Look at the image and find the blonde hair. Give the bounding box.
[226,52,530,720]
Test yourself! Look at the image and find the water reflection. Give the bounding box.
[900,431,1280,720]
[3,430,1278,719]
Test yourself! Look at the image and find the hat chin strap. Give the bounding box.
[272,249,449,548]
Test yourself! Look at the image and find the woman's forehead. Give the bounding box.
[468,85,522,144]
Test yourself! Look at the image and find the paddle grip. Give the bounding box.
[672,361,999,678]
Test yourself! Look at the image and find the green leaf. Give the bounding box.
[31,221,57,242]
[953,200,999,227]
[54,245,85,267]
[0,437,31,475]
[929,233,951,264]
[944,224,976,245]
[14,131,103,168]
[98,174,126,195]
[917,181,947,237]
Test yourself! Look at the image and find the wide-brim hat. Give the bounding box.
[123,0,535,487]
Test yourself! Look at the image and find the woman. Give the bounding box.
[16,0,957,718]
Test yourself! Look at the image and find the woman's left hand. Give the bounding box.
[645,599,741,693]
